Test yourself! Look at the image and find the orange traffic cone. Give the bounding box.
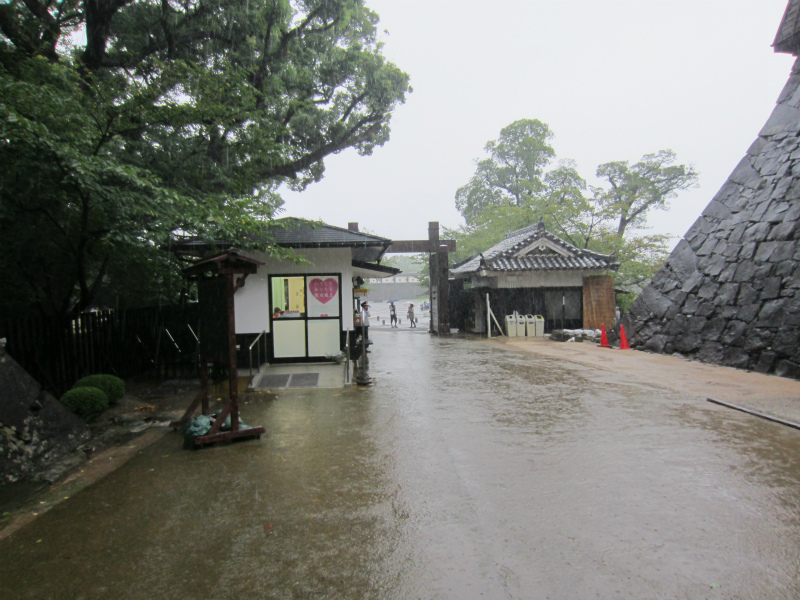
[619,325,630,350]
[599,324,611,348]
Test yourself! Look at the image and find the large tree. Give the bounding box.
[0,0,410,317]
[455,119,554,226]
[448,120,698,305]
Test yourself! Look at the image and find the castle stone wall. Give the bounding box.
[623,58,800,379]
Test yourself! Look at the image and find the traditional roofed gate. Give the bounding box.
[384,221,456,335]
[450,219,619,334]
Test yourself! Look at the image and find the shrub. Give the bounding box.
[60,386,109,419]
[73,374,126,405]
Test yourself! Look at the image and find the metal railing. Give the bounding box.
[249,330,266,376]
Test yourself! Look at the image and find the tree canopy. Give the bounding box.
[0,0,410,317]
[448,119,698,307]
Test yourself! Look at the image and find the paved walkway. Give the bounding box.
[2,331,800,599]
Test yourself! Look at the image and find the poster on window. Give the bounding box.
[306,276,340,318]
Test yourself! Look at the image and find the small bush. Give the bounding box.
[73,374,126,405]
[61,386,109,419]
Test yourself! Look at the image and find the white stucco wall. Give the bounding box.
[234,248,354,334]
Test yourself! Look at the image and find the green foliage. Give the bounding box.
[74,375,126,406]
[60,386,109,419]
[0,0,411,317]
[450,120,698,300]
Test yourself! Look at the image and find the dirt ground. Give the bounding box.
[502,337,800,425]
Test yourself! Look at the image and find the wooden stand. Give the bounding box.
[171,249,266,446]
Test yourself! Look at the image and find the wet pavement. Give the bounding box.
[2,329,800,599]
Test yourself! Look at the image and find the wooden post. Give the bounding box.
[226,271,239,432]
[428,221,451,335]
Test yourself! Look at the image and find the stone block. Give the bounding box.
[696,341,725,364]
[758,299,786,327]
[701,317,727,341]
[733,261,759,283]
[682,295,700,315]
[696,301,716,318]
[721,320,748,345]
[681,271,705,293]
[742,221,771,243]
[641,335,668,354]
[673,332,702,353]
[772,328,800,355]
[763,201,791,222]
[760,277,782,300]
[728,156,762,188]
[723,346,752,368]
[718,262,738,283]
[767,221,797,241]
[702,200,733,222]
[768,242,796,263]
[753,263,775,282]
[639,286,674,319]
[743,328,771,352]
[736,303,761,324]
[760,103,800,137]
[696,236,720,257]
[697,281,719,299]
[754,351,777,373]
[715,283,740,306]
[668,240,698,281]
[775,360,800,379]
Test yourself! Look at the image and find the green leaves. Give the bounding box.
[0,0,410,317]
[451,120,698,299]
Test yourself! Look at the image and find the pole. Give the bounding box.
[487,293,491,338]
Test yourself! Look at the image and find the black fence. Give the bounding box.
[0,304,201,397]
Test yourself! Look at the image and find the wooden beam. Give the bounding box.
[387,240,456,253]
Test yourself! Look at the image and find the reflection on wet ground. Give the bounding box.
[2,329,800,599]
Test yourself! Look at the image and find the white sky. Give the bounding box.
[280,0,795,249]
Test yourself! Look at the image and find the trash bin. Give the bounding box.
[524,314,535,337]
[505,314,518,337]
[532,315,545,337]
[515,312,526,337]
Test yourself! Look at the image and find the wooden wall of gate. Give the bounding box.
[386,221,455,335]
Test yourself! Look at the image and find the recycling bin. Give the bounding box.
[515,313,527,337]
[524,314,535,337]
[530,315,545,337]
[505,314,518,337]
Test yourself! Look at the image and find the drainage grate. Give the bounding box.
[288,373,320,388]
[258,374,291,389]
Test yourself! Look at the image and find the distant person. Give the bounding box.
[407,303,416,328]
[361,301,371,350]
[272,307,282,319]
[389,302,397,328]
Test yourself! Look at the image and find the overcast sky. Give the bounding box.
[280,0,795,249]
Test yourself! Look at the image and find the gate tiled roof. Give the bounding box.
[451,219,619,276]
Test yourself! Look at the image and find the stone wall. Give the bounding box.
[622,58,800,379]
[0,340,89,483]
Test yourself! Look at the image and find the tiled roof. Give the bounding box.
[264,218,390,248]
[170,218,391,263]
[451,219,618,275]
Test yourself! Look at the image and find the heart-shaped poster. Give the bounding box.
[309,277,338,304]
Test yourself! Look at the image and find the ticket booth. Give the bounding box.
[269,274,342,361]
